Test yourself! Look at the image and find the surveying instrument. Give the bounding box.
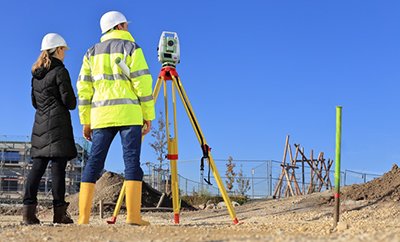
[107,31,239,225]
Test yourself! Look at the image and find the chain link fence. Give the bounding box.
[158,159,384,198]
[0,134,384,200]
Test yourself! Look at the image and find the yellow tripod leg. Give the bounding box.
[172,75,239,224]
[153,77,163,101]
[107,181,126,224]
[208,154,238,224]
[168,138,180,223]
[164,76,181,224]
[106,77,164,224]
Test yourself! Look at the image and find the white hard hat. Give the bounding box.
[100,11,128,34]
[41,33,69,51]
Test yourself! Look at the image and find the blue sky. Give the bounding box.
[0,1,399,178]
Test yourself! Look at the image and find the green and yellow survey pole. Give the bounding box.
[334,106,342,227]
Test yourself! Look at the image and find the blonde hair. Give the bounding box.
[31,47,58,73]
[31,50,51,72]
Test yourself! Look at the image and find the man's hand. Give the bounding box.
[142,120,151,135]
[83,124,92,141]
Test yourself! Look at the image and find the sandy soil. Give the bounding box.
[0,192,399,242]
[1,164,399,242]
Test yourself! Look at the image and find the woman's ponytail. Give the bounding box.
[31,50,51,73]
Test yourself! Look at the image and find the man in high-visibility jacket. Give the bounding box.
[77,11,155,225]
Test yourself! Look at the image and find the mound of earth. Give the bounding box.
[67,171,195,215]
[294,163,400,208]
[342,164,400,201]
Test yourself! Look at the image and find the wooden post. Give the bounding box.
[302,155,305,194]
[275,137,333,198]
[282,165,295,197]
[320,158,334,191]
[309,156,314,194]
[310,149,314,192]
[157,193,166,208]
[99,200,104,219]
[273,135,290,198]
[298,148,325,187]
[327,159,334,189]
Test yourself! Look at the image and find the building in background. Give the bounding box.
[0,136,89,200]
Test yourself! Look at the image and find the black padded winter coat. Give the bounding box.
[30,57,77,159]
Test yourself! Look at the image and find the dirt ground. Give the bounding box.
[0,165,399,242]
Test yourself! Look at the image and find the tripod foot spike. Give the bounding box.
[233,218,239,225]
[174,214,180,224]
[107,216,117,224]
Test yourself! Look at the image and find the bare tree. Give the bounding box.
[236,164,250,196]
[149,111,168,167]
[225,156,236,193]
[149,112,168,191]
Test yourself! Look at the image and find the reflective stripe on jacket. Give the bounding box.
[77,30,155,129]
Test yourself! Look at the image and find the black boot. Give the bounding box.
[22,204,40,225]
[53,202,73,224]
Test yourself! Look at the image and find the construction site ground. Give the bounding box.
[0,164,399,242]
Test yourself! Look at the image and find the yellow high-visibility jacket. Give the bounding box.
[77,30,155,129]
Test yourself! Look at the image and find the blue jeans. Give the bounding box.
[81,126,144,183]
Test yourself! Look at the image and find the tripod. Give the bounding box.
[107,65,239,225]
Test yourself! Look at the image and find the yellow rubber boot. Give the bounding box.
[78,182,95,225]
[126,181,150,226]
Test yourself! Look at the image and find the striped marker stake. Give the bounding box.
[334,106,342,227]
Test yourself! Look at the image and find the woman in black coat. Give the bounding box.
[23,33,77,224]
